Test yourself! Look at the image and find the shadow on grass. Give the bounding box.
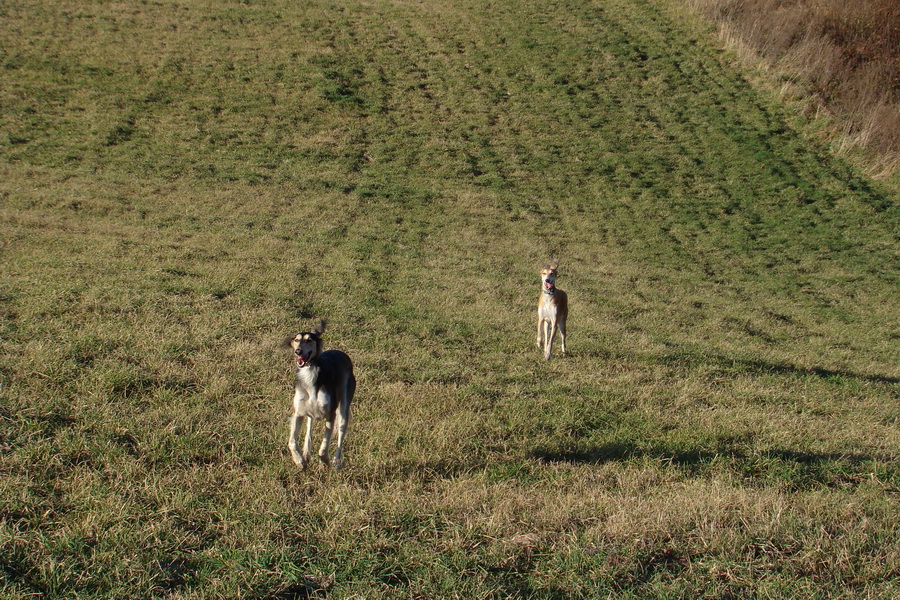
[571,347,899,385]
[257,578,333,600]
[532,443,874,464]
[705,355,900,386]
[529,443,891,490]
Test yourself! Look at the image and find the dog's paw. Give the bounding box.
[332,457,343,471]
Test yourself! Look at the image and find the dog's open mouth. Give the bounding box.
[296,355,307,367]
[544,281,555,291]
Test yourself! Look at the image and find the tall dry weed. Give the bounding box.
[683,0,900,178]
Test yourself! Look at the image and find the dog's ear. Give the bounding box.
[549,258,559,271]
[313,319,326,335]
[280,334,297,350]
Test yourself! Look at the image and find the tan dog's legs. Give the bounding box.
[538,317,567,359]
[544,318,557,360]
[558,319,567,356]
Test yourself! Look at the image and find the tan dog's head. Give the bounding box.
[282,320,325,368]
[540,260,560,292]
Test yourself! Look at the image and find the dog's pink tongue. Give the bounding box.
[545,282,553,290]
[297,356,305,366]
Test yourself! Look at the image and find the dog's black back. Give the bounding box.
[310,349,356,418]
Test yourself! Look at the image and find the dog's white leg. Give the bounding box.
[319,419,333,467]
[315,388,332,466]
[332,395,351,471]
[288,388,308,468]
[288,414,306,467]
[301,416,314,467]
[541,319,549,352]
[545,317,557,360]
[558,319,567,355]
[537,315,544,349]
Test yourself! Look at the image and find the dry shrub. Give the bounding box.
[683,0,900,177]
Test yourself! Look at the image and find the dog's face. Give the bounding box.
[540,264,559,292]
[283,322,325,368]
[287,332,322,367]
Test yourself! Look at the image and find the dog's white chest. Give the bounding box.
[539,295,559,320]
[293,369,331,419]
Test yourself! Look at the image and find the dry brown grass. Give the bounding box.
[683,0,900,178]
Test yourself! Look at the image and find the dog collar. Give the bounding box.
[543,288,555,295]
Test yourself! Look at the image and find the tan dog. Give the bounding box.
[537,261,568,360]
[281,321,355,470]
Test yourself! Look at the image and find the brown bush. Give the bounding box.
[684,0,900,177]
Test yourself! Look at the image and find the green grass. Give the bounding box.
[1,0,898,598]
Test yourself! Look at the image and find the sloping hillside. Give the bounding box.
[1,0,897,598]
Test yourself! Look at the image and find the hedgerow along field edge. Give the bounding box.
[1,0,898,598]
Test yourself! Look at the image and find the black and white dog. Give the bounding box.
[281,321,355,470]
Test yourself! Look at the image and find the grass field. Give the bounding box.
[1,0,898,598]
